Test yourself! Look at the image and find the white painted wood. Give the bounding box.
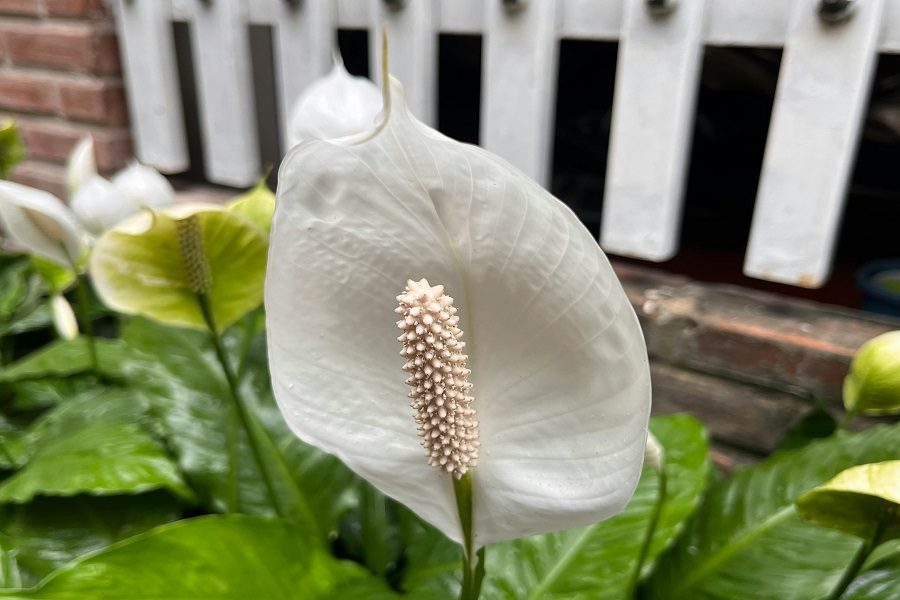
[481,0,560,186]
[744,0,885,288]
[370,0,437,125]
[337,0,369,29]
[272,0,334,152]
[601,0,708,261]
[705,0,791,48]
[184,0,260,186]
[440,0,482,34]
[112,0,188,174]
[561,0,622,40]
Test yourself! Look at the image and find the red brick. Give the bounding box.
[45,0,108,18]
[2,21,120,74]
[0,0,42,17]
[0,71,57,114]
[17,118,131,171]
[59,79,127,125]
[9,159,67,199]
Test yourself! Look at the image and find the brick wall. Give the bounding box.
[612,262,900,470]
[0,0,131,199]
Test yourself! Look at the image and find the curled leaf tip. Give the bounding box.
[397,279,480,479]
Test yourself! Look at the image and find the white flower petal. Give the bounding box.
[51,294,79,340]
[71,174,139,235]
[111,162,175,210]
[286,57,382,148]
[267,78,651,547]
[0,180,85,266]
[66,135,97,195]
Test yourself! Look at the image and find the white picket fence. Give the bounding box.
[113,0,900,288]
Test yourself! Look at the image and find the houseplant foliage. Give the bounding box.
[0,70,897,600]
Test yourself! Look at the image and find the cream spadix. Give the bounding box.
[266,75,651,547]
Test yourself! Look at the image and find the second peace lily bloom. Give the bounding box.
[266,74,652,547]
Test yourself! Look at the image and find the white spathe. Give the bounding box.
[286,58,382,148]
[0,180,85,266]
[66,135,97,195]
[70,175,139,236]
[50,294,78,340]
[266,77,651,548]
[111,162,175,210]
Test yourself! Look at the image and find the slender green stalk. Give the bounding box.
[73,272,99,374]
[628,467,668,598]
[826,521,885,600]
[454,472,485,600]
[225,402,240,513]
[235,311,258,381]
[360,482,391,577]
[196,293,282,517]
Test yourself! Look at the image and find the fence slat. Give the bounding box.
[744,0,884,288]
[600,0,708,261]
[481,0,559,186]
[185,0,259,187]
[272,0,334,153]
[371,0,437,126]
[112,0,188,174]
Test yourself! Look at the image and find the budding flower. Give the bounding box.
[176,215,212,295]
[844,330,900,416]
[644,432,664,472]
[396,279,480,479]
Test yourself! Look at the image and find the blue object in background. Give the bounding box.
[857,260,900,317]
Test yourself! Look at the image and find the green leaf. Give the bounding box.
[477,414,710,600]
[29,257,74,296]
[227,178,275,236]
[0,338,125,383]
[777,405,837,452]
[646,423,900,600]
[397,507,461,600]
[796,461,900,542]
[0,420,194,504]
[9,515,398,599]
[4,377,98,413]
[122,318,357,537]
[0,121,24,179]
[845,546,900,599]
[89,205,267,331]
[0,492,182,588]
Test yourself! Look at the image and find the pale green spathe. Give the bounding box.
[796,461,900,542]
[227,178,275,236]
[89,203,267,331]
[843,330,900,415]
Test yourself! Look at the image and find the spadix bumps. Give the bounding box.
[397,279,480,479]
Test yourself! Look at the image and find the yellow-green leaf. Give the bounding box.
[227,178,275,236]
[89,204,267,331]
[844,331,900,416]
[796,461,900,542]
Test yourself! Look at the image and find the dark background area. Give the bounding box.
[174,27,900,310]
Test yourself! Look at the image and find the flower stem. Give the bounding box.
[826,521,885,600]
[360,482,390,577]
[73,272,99,374]
[196,293,281,517]
[453,472,485,600]
[628,466,668,598]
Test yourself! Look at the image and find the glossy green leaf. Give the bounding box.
[9,515,397,599]
[0,419,193,504]
[29,256,74,296]
[646,423,900,600]
[844,545,900,600]
[477,414,710,600]
[227,178,275,236]
[796,461,900,542]
[0,492,181,588]
[397,507,461,600]
[4,376,98,413]
[121,318,357,538]
[90,204,267,331]
[0,337,125,383]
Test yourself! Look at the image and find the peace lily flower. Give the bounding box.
[0,180,85,268]
[286,55,382,148]
[266,73,652,551]
[90,203,267,331]
[844,331,900,416]
[50,293,78,341]
[67,135,96,195]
